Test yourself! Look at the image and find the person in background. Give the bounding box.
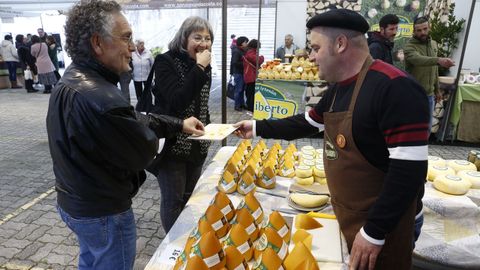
[150,16,213,233]
[1,35,22,89]
[404,16,455,134]
[26,34,32,47]
[230,34,237,50]
[275,34,300,62]
[37,28,47,43]
[132,39,153,101]
[243,39,264,112]
[367,14,399,64]
[15,34,37,92]
[231,36,249,111]
[46,1,204,269]
[31,35,57,93]
[119,62,133,103]
[235,9,429,269]
[46,35,61,81]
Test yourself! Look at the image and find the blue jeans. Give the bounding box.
[413,213,424,249]
[156,159,203,232]
[233,73,245,108]
[6,61,17,81]
[427,95,435,136]
[57,206,136,270]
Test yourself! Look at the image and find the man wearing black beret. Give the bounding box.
[235,9,428,270]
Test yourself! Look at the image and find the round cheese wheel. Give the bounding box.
[294,176,314,185]
[457,170,480,189]
[447,160,477,172]
[428,156,446,167]
[301,145,315,152]
[301,159,315,167]
[427,165,455,182]
[433,174,472,195]
[313,165,326,178]
[295,165,313,178]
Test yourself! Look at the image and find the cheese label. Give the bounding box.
[253,255,267,270]
[262,175,275,186]
[237,240,251,254]
[203,252,221,268]
[433,165,449,171]
[251,207,263,220]
[277,225,289,238]
[211,219,223,231]
[245,222,256,235]
[221,204,232,216]
[324,132,338,160]
[454,160,469,165]
[277,241,288,260]
[256,233,268,251]
[189,226,200,240]
[234,262,247,270]
[282,168,294,176]
[221,179,236,191]
[241,182,255,194]
[466,171,480,177]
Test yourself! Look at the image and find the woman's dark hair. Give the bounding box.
[31,35,40,44]
[4,35,12,41]
[15,34,24,44]
[236,36,249,46]
[247,39,260,49]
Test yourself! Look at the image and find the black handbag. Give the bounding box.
[227,76,235,100]
[135,60,156,113]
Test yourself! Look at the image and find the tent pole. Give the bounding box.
[221,0,227,146]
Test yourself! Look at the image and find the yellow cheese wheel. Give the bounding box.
[295,165,313,178]
[428,155,446,167]
[446,160,477,172]
[313,176,327,185]
[457,170,480,189]
[312,165,326,178]
[301,159,315,167]
[427,165,455,182]
[315,149,323,158]
[294,176,314,185]
[433,174,472,195]
[301,145,315,153]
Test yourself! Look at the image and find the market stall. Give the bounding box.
[450,83,480,143]
[145,142,480,270]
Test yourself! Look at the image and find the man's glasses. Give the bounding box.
[111,34,134,45]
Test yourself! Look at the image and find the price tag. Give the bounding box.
[158,244,184,265]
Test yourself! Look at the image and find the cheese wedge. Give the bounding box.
[433,174,472,195]
[238,171,256,195]
[290,193,329,208]
[223,224,254,261]
[262,211,291,244]
[212,191,236,221]
[254,227,288,261]
[457,170,480,189]
[447,160,477,172]
[427,165,455,182]
[189,231,226,270]
[183,255,209,270]
[233,208,260,241]
[224,246,250,270]
[243,192,264,225]
[295,214,323,230]
[218,170,237,194]
[291,229,312,250]
[284,242,319,270]
[184,219,215,256]
[294,176,314,185]
[252,248,283,270]
[203,204,230,238]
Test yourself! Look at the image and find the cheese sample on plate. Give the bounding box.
[427,165,455,181]
[457,170,480,189]
[290,193,329,208]
[446,159,477,172]
[433,174,472,195]
[295,214,323,230]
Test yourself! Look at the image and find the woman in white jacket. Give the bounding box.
[132,39,153,101]
[0,35,22,88]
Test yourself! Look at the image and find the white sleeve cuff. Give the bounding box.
[157,138,165,154]
[360,227,385,246]
[304,111,325,131]
[252,120,257,137]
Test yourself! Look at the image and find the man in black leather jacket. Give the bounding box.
[45,1,204,269]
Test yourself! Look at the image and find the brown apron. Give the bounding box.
[323,56,416,269]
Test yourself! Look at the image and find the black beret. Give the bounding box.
[306,9,370,34]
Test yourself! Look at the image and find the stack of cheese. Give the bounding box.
[174,191,294,270]
[258,57,319,81]
[427,156,478,195]
[294,146,326,186]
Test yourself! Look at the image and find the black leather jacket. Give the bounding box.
[46,59,183,217]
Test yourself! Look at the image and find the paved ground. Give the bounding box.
[0,78,478,270]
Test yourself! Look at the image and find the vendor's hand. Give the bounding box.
[349,232,382,270]
[182,117,205,136]
[233,120,253,139]
[196,50,211,68]
[438,58,455,68]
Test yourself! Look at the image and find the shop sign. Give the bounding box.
[370,15,413,40]
[118,0,275,10]
[253,83,297,120]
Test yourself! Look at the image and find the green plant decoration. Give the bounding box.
[150,46,163,58]
[429,3,465,58]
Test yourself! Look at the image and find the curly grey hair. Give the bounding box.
[168,16,214,53]
[64,0,122,61]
